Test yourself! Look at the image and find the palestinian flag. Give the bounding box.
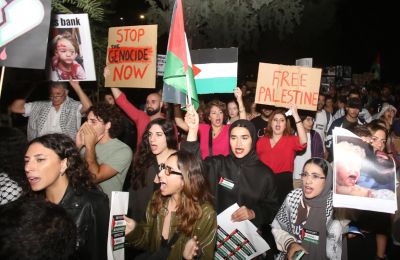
[191,48,238,94]
[163,0,199,109]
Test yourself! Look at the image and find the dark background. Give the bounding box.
[113,0,399,83]
[1,0,399,113]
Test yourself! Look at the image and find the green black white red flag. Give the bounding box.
[162,0,199,110]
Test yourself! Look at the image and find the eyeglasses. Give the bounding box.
[158,163,182,177]
[300,172,326,180]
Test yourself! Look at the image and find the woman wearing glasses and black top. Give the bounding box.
[271,157,348,260]
[124,151,217,260]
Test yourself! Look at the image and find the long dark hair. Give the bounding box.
[28,134,97,191]
[131,118,177,190]
[0,127,28,191]
[150,151,213,236]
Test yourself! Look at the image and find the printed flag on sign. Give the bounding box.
[162,0,199,110]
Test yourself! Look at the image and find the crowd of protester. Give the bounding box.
[1,76,400,260]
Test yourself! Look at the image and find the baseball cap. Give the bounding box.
[347,98,362,110]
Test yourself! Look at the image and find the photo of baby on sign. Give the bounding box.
[332,127,397,214]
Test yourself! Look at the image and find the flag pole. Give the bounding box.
[185,73,192,106]
[0,66,5,99]
[184,33,193,106]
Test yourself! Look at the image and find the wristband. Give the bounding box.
[295,120,302,124]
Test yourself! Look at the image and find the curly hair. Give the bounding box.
[150,151,213,236]
[131,118,177,190]
[87,102,122,138]
[0,198,77,260]
[203,99,226,124]
[265,109,292,137]
[0,127,28,190]
[28,134,97,191]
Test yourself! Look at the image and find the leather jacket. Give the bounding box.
[59,185,109,260]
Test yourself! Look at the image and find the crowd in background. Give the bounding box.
[1,76,400,260]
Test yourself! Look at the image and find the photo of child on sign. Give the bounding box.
[48,13,96,81]
[50,29,86,80]
[332,127,397,214]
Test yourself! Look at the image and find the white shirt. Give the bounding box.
[24,101,82,136]
[313,109,332,143]
[293,133,312,180]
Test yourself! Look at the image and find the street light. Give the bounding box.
[139,14,145,19]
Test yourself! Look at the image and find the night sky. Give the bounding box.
[115,0,400,84]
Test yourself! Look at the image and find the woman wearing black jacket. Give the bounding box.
[182,105,280,255]
[25,134,109,260]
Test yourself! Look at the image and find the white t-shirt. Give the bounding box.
[293,133,312,180]
[313,109,332,143]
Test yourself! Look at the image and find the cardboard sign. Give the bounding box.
[0,0,51,69]
[255,63,322,111]
[48,13,96,81]
[105,25,157,88]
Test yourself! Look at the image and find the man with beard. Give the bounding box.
[109,87,164,149]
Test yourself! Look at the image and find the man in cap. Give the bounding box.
[325,97,363,161]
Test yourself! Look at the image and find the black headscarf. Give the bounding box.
[228,120,258,164]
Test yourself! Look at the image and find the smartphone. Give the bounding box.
[293,250,305,260]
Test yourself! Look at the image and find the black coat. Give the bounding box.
[128,161,160,222]
[60,185,109,260]
[181,141,280,231]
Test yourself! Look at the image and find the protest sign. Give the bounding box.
[255,63,322,111]
[332,127,397,214]
[216,203,270,259]
[105,25,157,88]
[295,57,313,68]
[107,191,129,260]
[48,13,96,81]
[157,54,166,76]
[0,0,51,69]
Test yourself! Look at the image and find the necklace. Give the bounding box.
[212,127,222,137]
